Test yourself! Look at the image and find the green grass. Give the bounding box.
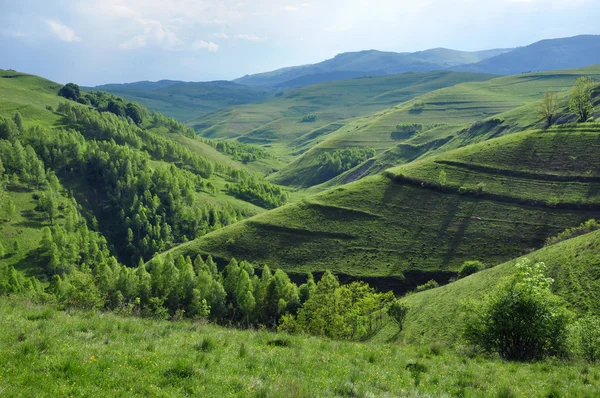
[192,71,495,154]
[271,66,600,188]
[0,70,64,128]
[162,125,600,286]
[391,228,600,346]
[1,296,599,397]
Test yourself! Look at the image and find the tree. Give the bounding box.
[457,260,484,279]
[126,103,143,125]
[387,300,409,332]
[571,316,600,363]
[58,83,81,101]
[463,259,571,361]
[0,242,5,258]
[12,112,24,134]
[569,77,594,122]
[38,191,58,225]
[4,199,16,222]
[537,91,558,127]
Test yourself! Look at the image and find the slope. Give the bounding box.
[157,126,600,290]
[192,71,496,160]
[272,65,600,187]
[234,48,509,88]
[395,228,600,346]
[90,80,272,122]
[454,34,600,75]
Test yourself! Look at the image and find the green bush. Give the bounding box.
[387,300,409,332]
[458,260,484,279]
[463,259,572,361]
[416,280,439,292]
[570,316,600,363]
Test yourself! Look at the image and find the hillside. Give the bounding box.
[191,71,496,160]
[270,65,600,187]
[89,80,272,122]
[393,228,600,346]
[234,48,509,88]
[158,126,600,290]
[454,34,600,75]
[0,70,289,271]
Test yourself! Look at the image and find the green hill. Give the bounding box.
[393,227,600,346]
[191,71,496,159]
[233,48,509,88]
[0,70,290,270]
[157,126,600,290]
[90,80,272,122]
[271,66,600,188]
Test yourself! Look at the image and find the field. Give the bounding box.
[1,297,599,397]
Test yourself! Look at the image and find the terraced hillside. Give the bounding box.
[191,71,495,153]
[271,66,600,187]
[158,126,600,290]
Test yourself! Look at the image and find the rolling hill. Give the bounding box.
[191,71,496,159]
[156,125,600,292]
[89,80,272,122]
[392,227,600,345]
[454,34,600,75]
[234,48,510,88]
[270,65,600,187]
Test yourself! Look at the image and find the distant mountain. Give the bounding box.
[88,80,272,122]
[234,48,511,88]
[452,35,600,75]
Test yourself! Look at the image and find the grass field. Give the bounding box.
[270,66,600,188]
[1,296,599,397]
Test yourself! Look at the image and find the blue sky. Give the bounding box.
[1,0,599,86]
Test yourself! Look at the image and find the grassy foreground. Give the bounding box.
[0,297,598,397]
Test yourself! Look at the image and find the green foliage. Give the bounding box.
[457,260,483,279]
[537,91,558,127]
[463,259,572,361]
[391,123,423,140]
[202,138,272,163]
[545,219,599,246]
[569,77,594,122]
[227,177,288,209]
[570,316,600,363]
[58,83,81,101]
[438,169,447,186]
[416,280,439,292]
[309,146,376,185]
[283,271,393,340]
[300,114,317,123]
[387,300,409,331]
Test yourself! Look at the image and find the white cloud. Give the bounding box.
[192,40,219,52]
[214,32,230,39]
[45,19,80,42]
[233,34,265,42]
[282,5,298,11]
[118,18,180,50]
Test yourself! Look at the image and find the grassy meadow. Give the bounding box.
[1,297,599,398]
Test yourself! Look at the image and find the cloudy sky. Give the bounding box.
[1,0,599,86]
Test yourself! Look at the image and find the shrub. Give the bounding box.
[570,316,600,363]
[300,114,317,123]
[387,300,409,331]
[545,219,599,246]
[458,260,484,279]
[462,259,571,361]
[416,280,439,292]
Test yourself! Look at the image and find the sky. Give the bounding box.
[1,0,599,86]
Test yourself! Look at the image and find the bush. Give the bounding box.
[416,280,439,292]
[570,316,600,363]
[387,300,409,331]
[545,219,599,246]
[300,114,317,123]
[462,259,571,361]
[458,260,484,279]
